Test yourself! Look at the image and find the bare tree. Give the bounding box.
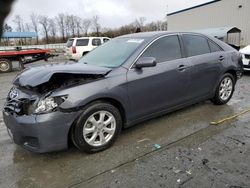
[134,17,146,31]
[30,13,39,43]
[82,18,91,36]
[39,15,50,44]
[68,15,76,37]
[64,14,71,38]
[24,23,31,32]
[144,22,157,31]
[92,15,101,37]
[12,15,24,32]
[161,20,168,31]
[56,13,66,42]
[30,13,39,33]
[74,16,82,37]
[49,18,57,43]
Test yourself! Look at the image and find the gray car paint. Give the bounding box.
[3,31,243,153]
[13,62,111,87]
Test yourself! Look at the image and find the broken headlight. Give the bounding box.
[34,96,67,114]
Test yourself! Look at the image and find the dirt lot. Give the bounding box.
[0,57,250,188]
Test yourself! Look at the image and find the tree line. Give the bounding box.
[3,13,167,44]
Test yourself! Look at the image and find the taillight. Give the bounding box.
[72,47,76,54]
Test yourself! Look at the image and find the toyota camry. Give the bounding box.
[3,31,243,153]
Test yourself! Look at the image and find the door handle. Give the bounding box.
[219,56,225,61]
[178,65,189,71]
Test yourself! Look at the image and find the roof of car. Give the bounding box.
[69,37,109,40]
[118,31,204,39]
[118,31,234,52]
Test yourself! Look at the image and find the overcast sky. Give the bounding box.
[6,0,211,28]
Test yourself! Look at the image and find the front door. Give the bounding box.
[126,35,190,120]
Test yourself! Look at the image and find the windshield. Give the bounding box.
[79,38,144,68]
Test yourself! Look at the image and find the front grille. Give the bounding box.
[244,64,250,68]
[245,54,250,60]
[4,98,35,115]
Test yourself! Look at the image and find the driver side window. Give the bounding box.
[141,35,182,63]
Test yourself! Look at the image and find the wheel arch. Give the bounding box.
[82,51,90,56]
[93,97,127,125]
[224,69,237,81]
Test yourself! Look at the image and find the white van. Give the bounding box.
[65,37,110,60]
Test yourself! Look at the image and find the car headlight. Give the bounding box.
[34,96,67,114]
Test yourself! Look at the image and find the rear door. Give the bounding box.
[181,34,224,99]
[76,39,90,57]
[127,35,191,120]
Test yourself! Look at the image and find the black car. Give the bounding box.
[3,31,243,153]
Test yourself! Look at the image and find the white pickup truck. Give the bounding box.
[65,37,110,61]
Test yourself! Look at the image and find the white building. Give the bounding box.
[167,0,250,46]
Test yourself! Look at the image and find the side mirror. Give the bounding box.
[135,57,157,69]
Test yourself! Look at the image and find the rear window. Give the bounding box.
[183,34,210,57]
[66,39,74,48]
[76,39,89,46]
[103,38,110,43]
[208,40,222,52]
[92,38,102,46]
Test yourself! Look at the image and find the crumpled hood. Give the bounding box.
[13,62,111,87]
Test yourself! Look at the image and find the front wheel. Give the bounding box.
[71,102,122,153]
[211,73,235,105]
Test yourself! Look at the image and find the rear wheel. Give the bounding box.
[0,59,12,73]
[212,73,235,105]
[71,102,122,153]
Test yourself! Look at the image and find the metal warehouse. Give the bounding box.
[167,0,250,46]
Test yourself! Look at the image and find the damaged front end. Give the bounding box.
[3,63,112,153]
[5,63,111,116]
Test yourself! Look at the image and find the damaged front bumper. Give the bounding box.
[3,110,80,153]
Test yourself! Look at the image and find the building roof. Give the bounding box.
[192,27,241,38]
[1,32,38,38]
[167,0,221,16]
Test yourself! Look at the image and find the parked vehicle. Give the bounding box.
[0,48,55,73]
[3,31,243,153]
[64,37,110,61]
[240,45,250,71]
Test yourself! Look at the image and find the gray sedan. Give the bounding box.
[3,31,243,153]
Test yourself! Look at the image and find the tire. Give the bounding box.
[0,59,12,73]
[71,102,122,153]
[211,73,235,105]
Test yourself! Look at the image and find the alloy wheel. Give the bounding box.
[219,77,233,101]
[83,110,116,147]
